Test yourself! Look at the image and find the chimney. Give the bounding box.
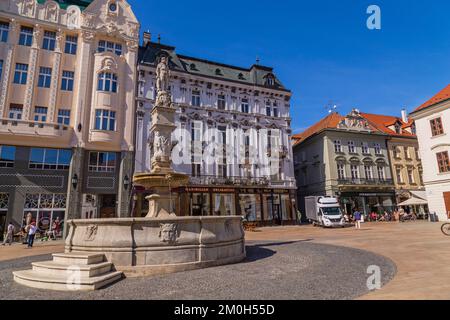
[143,31,151,46]
[401,108,408,123]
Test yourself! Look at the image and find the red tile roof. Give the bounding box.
[292,112,344,146]
[414,84,450,113]
[360,113,416,138]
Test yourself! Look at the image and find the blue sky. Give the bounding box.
[129,0,450,133]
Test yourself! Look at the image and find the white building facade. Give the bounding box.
[410,85,450,221]
[134,38,297,225]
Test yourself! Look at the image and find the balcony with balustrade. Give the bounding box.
[188,175,296,189]
[0,118,73,144]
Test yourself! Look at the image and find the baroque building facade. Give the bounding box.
[0,0,139,238]
[293,110,396,219]
[410,84,450,221]
[135,38,297,225]
[361,112,427,214]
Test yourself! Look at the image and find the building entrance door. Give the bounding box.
[444,192,450,219]
[100,195,116,219]
[0,213,6,241]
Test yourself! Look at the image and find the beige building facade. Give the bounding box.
[0,0,139,238]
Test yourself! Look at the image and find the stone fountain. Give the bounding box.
[13,55,246,291]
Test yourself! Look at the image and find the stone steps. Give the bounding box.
[13,253,123,291]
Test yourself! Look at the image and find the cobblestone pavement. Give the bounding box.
[0,240,64,262]
[0,240,395,300]
[246,221,448,300]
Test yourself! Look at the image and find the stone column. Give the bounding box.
[0,19,18,118]
[64,147,85,238]
[48,29,63,123]
[23,24,42,121]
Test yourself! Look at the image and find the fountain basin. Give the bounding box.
[65,216,246,277]
[133,172,189,189]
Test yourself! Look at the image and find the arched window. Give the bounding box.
[97,72,117,93]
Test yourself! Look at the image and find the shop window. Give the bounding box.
[0,146,15,168]
[29,148,72,170]
[213,194,235,216]
[89,151,116,172]
[23,193,66,237]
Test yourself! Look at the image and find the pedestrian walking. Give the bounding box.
[2,222,15,246]
[354,209,362,229]
[27,222,37,248]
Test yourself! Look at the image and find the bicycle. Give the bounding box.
[442,223,450,236]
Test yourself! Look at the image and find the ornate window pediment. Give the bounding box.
[98,56,119,73]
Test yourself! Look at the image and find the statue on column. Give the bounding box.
[156,56,169,93]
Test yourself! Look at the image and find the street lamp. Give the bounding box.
[71,174,78,190]
[123,175,130,190]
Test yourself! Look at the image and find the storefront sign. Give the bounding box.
[273,189,289,194]
[359,193,394,197]
[212,188,235,193]
[186,187,209,193]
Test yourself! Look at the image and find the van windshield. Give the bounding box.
[321,207,341,216]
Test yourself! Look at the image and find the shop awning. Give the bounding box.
[398,197,428,206]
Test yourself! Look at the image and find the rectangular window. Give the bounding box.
[408,169,415,184]
[14,63,28,85]
[97,73,117,92]
[241,99,249,113]
[191,121,202,166]
[362,142,369,154]
[19,26,33,46]
[38,67,52,88]
[0,22,9,43]
[0,146,15,168]
[0,60,3,80]
[191,91,201,106]
[430,117,444,136]
[42,31,56,51]
[9,105,23,120]
[57,109,71,125]
[334,140,342,153]
[437,151,450,173]
[364,165,373,180]
[89,152,116,172]
[374,143,382,155]
[94,109,116,131]
[394,146,402,159]
[273,108,279,117]
[61,71,74,91]
[266,104,271,117]
[351,165,359,179]
[404,146,411,159]
[64,35,78,55]
[217,95,226,110]
[348,141,356,153]
[396,167,403,183]
[377,166,385,180]
[337,163,345,179]
[34,106,48,122]
[29,148,72,170]
[415,147,421,160]
[98,40,122,56]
